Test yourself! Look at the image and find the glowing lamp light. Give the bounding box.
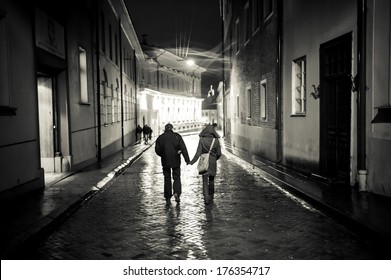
[186,59,195,66]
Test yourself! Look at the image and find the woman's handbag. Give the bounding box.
[197,138,215,173]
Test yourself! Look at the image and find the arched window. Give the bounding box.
[114,78,119,122]
[124,84,128,121]
[130,88,133,120]
[102,69,110,125]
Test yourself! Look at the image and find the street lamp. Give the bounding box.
[186,59,195,66]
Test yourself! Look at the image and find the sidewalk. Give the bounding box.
[1,132,391,259]
[0,139,155,259]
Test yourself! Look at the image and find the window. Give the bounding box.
[79,47,89,104]
[123,85,127,121]
[292,57,306,115]
[115,33,118,65]
[236,94,240,118]
[244,2,251,43]
[246,87,252,119]
[100,11,106,53]
[117,82,121,122]
[263,0,274,22]
[252,0,260,32]
[108,84,113,123]
[260,79,267,120]
[129,88,136,120]
[101,70,109,124]
[0,12,11,112]
[109,24,112,60]
[113,79,119,122]
[235,18,240,53]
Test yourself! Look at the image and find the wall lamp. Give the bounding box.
[310,84,320,99]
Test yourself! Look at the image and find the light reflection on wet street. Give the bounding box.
[19,134,380,259]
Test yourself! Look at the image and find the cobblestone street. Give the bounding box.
[17,134,380,260]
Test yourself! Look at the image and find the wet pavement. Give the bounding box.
[5,134,388,260]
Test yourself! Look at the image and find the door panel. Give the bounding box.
[38,75,55,172]
[320,33,352,183]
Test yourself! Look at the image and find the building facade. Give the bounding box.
[139,44,205,135]
[221,0,280,161]
[0,0,144,200]
[282,0,391,196]
[221,0,391,197]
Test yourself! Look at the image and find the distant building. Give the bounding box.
[202,85,218,125]
[139,44,206,134]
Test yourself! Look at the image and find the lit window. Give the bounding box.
[236,94,240,118]
[129,88,133,120]
[79,47,88,103]
[123,85,128,121]
[292,57,306,115]
[260,79,267,120]
[115,33,118,65]
[113,79,119,122]
[101,70,109,125]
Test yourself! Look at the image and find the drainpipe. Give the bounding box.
[134,50,138,128]
[220,0,225,137]
[95,5,102,162]
[119,19,124,148]
[357,0,367,191]
[276,0,283,163]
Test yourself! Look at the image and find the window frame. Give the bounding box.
[263,0,274,23]
[246,85,252,119]
[100,11,106,54]
[251,0,260,33]
[260,79,267,121]
[291,56,307,116]
[235,18,240,54]
[244,2,251,44]
[0,12,15,116]
[236,94,240,119]
[78,46,89,104]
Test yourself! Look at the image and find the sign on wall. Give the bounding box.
[35,9,65,59]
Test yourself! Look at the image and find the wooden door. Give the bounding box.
[320,33,352,183]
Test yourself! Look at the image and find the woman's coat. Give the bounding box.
[190,125,222,176]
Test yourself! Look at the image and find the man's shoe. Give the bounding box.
[173,193,180,203]
[166,198,171,206]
